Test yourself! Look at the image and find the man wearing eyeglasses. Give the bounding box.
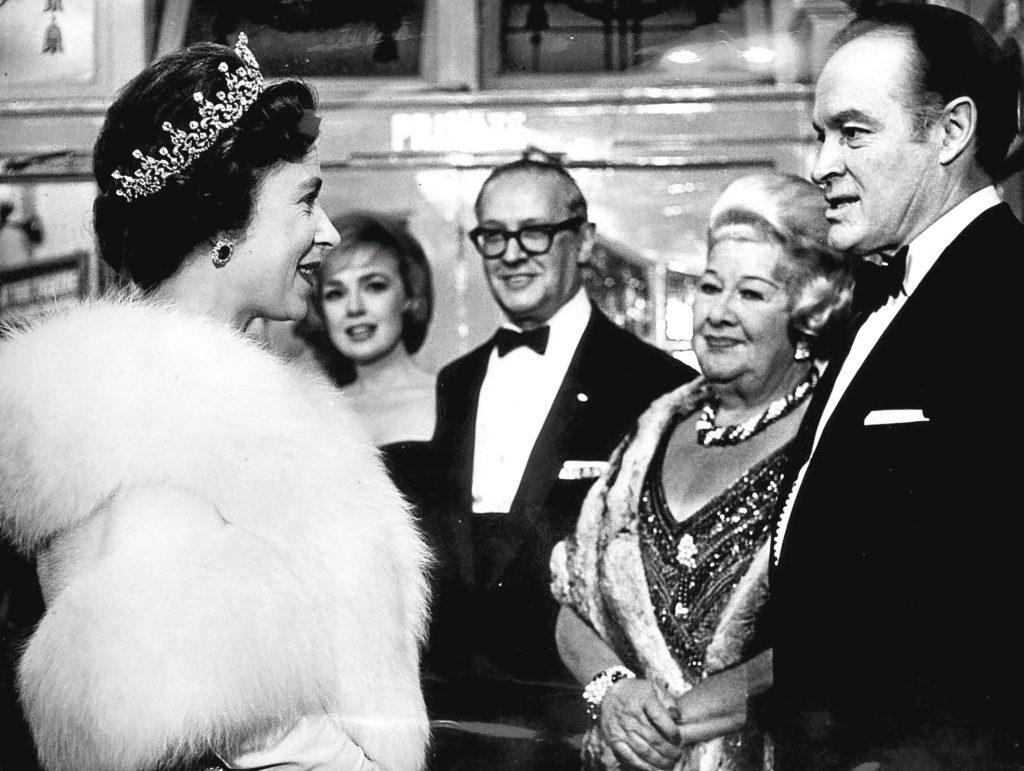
[425,157,694,767]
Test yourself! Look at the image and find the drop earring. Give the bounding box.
[794,339,811,361]
[211,238,234,268]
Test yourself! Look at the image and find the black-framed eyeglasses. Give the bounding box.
[468,216,586,259]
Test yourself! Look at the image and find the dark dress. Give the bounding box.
[379,440,434,514]
[632,430,785,768]
[638,433,783,682]
[0,541,43,771]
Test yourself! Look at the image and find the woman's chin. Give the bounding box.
[700,367,743,387]
[340,338,405,368]
[274,293,310,323]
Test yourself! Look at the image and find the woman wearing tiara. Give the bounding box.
[551,173,852,770]
[0,35,430,771]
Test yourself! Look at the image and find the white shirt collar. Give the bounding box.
[473,287,592,513]
[903,186,1001,295]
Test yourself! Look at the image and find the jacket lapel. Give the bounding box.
[777,208,1005,573]
[813,204,1003,449]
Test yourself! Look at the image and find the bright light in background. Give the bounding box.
[739,46,775,64]
[667,182,697,195]
[665,49,701,64]
[666,296,694,342]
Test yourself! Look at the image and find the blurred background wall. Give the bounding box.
[2,0,1021,372]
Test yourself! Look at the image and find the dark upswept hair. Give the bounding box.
[316,212,434,355]
[93,42,319,289]
[833,5,1022,180]
[707,172,854,358]
[474,157,589,221]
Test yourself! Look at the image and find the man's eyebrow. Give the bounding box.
[825,108,877,128]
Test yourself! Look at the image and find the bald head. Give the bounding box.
[474,159,588,222]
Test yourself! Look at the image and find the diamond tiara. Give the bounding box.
[111,33,266,202]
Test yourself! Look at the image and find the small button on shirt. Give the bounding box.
[472,288,591,514]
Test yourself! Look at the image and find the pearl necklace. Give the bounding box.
[696,367,818,447]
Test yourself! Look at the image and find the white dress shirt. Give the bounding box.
[472,287,592,513]
[773,186,1002,564]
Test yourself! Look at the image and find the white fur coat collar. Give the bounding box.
[0,296,431,770]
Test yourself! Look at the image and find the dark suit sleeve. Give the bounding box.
[604,320,698,418]
[431,363,454,446]
[421,361,464,681]
[425,358,462,517]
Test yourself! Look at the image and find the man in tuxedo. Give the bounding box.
[673,7,1023,769]
[426,158,694,762]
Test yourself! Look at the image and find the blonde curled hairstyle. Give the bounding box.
[707,172,854,358]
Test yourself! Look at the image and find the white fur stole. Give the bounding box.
[0,296,431,771]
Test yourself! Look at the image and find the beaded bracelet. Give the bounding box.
[582,665,636,721]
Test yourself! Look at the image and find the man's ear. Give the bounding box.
[576,221,596,266]
[937,96,977,166]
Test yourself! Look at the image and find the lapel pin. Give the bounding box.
[577,392,589,403]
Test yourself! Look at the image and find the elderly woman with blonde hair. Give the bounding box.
[551,172,852,770]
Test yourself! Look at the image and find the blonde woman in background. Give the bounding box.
[315,212,436,505]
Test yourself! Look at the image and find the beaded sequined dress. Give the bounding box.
[637,424,786,768]
[551,379,793,771]
[638,427,784,684]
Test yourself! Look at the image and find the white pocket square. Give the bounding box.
[558,460,609,480]
[863,409,929,426]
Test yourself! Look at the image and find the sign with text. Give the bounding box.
[391,110,528,153]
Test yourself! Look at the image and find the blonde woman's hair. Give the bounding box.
[708,172,854,357]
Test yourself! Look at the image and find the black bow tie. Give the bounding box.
[494,325,550,357]
[853,246,908,315]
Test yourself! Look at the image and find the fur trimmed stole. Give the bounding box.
[0,296,431,771]
[550,378,773,768]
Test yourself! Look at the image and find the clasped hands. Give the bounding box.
[598,668,750,771]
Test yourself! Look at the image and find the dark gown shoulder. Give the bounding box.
[1,540,43,770]
[379,439,435,512]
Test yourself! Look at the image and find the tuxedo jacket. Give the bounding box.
[768,203,1023,768]
[425,307,694,722]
